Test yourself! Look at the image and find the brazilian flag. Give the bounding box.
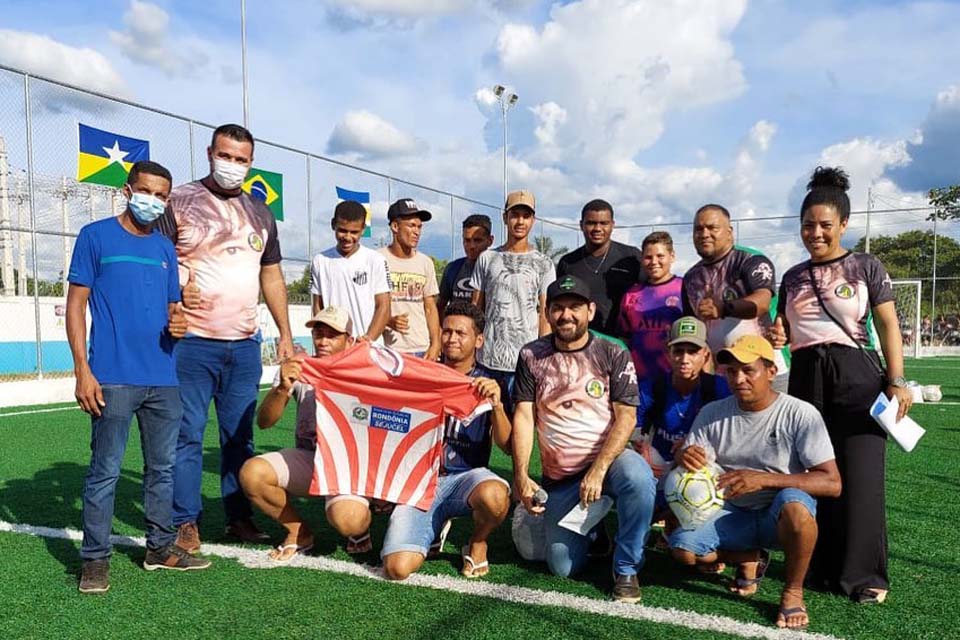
[77,124,150,188]
[243,169,284,221]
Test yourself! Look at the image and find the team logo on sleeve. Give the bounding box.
[585,378,606,399]
[248,232,264,252]
[665,295,680,308]
[752,262,774,284]
[834,283,855,299]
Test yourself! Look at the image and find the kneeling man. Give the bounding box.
[670,335,841,630]
[382,302,511,580]
[513,275,656,603]
[240,307,371,560]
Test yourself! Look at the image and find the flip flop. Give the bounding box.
[729,549,770,596]
[268,542,314,563]
[346,532,372,554]
[855,588,888,605]
[461,545,489,579]
[776,605,809,630]
[696,561,727,575]
[427,519,453,559]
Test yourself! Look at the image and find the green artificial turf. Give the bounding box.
[0,359,958,639]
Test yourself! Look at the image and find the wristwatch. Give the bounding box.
[887,376,908,389]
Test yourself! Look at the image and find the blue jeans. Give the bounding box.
[542,449,656,577]
[381,468,508,558]
[669,488,817,556]
[81,385,181,560]
[172,336,261,525]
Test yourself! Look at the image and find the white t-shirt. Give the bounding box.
[310,245,391,338]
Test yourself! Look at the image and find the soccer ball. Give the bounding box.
[664,463,725,530]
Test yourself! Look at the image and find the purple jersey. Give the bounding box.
[618,276,684,381]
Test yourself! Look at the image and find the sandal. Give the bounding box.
[268,542,314,563]
[696,561,726,575]
[346,532,372,554]
[729,549,770,596]
[427,519,453,559]
[776,605,809,630]
[461,545,489,579]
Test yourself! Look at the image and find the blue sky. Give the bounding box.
[1,0,959,273]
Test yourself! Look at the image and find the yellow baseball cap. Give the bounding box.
[716,334,776,365]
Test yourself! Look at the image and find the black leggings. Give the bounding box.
[789,344,889,596]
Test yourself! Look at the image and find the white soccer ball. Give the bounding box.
[664,463,725,530]
[512,505,547,561]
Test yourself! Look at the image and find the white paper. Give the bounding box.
[870,393,925,453]
[557,496,614,536]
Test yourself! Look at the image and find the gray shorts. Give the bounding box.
[257,448,369,510]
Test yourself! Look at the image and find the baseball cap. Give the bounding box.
[387,198,432,222]
[716,335,776,365]
[667,316,708,349]
[505,190,536,213]
[305,306,353,334]
[546,274,591,304]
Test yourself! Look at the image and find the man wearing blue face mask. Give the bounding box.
[67,161,212,595]
[156,123,293,552]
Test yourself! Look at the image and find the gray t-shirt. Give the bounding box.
[685,394,835,509]
[272,370,316,451]
[469,247,555,372]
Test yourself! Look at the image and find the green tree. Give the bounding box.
[431,256,448,284]
[534,235,569,263]
[928,184,960,220]
[286,265,311,305]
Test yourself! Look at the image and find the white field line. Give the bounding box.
[0,520,841,640]
[0,406,79,418]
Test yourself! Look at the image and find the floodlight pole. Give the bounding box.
[495,86,518,208]
[241,0,250,128]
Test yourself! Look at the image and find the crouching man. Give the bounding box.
[669,335,841,630]
[239,307,372,560]
[512,275,656,603]
[382,302,511,580]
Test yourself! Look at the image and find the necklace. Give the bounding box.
[587,246,610,274]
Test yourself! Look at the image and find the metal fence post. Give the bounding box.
[450,195,455,261]
[23,74,43,379]
[188,120,196,181]
[306,155,312,261]
[931,215,938,341]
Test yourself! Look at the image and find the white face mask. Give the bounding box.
[211,158,249,190]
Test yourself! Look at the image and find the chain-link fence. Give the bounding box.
[0,65,501,380]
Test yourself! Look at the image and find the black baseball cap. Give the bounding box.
[546,274,591,304]
[387,198,432,222]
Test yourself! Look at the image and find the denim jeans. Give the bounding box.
[541,448,656,577]
[81,385,182,560]
[172,336,261,526]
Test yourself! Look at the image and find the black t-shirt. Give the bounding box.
[556,241,643,338]
[439,257,475,306]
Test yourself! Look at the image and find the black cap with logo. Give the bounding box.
[387,198,432,222]
[546,274,592,304]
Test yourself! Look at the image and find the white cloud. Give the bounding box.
[0,29,128,97]
[326,110,425,159]
[109,0,205,77]
[488,0,748,174]
[729,120,778,204]
[815,137,911,211]
[330,0,533,17]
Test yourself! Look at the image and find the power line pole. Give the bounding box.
[865,187,873,253]
[240,0,250,128]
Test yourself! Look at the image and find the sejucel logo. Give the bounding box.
[369,406,411,434]
[834,283,855,299]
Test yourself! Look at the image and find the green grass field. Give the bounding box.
[1,358,959,639]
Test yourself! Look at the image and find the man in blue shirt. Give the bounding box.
[633,316,731,479]
[381,301,512,580]
[67,161,211,595]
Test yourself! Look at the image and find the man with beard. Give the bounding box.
[512,275,656,603]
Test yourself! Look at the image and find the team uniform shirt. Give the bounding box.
[310,245,391,339]
[682,246,787,371]
[470,247,556,372]
[299,342,490,510]
[686,394,835,509]
[778,252,894,351]
[636,374,731,463]
[158,180,281,340]
[379,249,440,354]
[619,276,684,381]
[68,217,180,386]
[442,363,497,475]
[439,257,477,306]
[557,242,644,338]
[514,333,639,482]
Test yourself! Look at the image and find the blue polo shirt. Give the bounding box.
[637,373,731,463]
[68,216,180,386]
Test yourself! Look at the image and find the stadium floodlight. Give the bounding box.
[493,85,519,208]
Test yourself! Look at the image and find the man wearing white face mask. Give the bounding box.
[68,161,211,595]
[157,124,294,551]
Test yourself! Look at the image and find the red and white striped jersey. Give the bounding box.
[299,343,491,511]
